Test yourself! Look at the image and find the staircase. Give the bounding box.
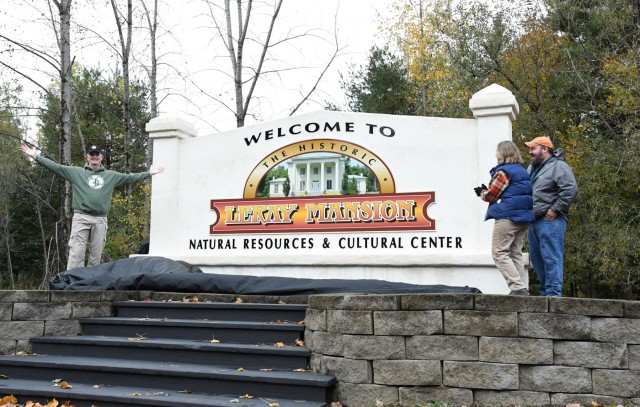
[0,300,336,407]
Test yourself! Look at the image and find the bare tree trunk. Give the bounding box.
[141,0,158,165]
[141,0,159,225]
[218,0,283,127]
[54,0,73,269]
[0,203,15,289]
[111,0,133,195]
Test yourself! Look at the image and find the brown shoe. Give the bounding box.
[509,288,530,296]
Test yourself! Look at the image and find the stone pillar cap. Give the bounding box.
[146,115,197,139]
[469,83,519,121]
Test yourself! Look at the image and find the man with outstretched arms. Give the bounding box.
[20,143,164,270]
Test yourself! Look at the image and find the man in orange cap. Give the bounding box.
[524,136,578,296]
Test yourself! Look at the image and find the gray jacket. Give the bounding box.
[527,149,578,220]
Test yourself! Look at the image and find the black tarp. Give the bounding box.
[49,256,482,295]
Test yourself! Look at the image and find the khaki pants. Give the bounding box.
[491,219,529,291]
[67,213,108,270]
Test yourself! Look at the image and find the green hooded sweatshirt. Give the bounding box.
[35,155,151,217]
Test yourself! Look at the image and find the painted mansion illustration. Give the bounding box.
[267,154,375,197]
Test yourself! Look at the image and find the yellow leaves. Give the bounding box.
[236,367,245,372]
[240,394,253,399]
[210,338,221,343]
[294,338,305,347]
[234,297,243,304]
[273,342,285,348]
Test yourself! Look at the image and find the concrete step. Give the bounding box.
[113,301,308,322]
[31,335,310,369]
[0,355,335,401]
[0,378,330,407]
[79,317,304,343]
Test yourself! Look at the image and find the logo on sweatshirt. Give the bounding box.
[88,175,105,189]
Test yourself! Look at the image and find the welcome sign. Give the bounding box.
[146,84,520,294]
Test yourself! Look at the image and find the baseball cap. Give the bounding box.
[86,145,104,154]
[524,136,553,149]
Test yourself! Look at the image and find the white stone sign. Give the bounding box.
[146,83,520,294]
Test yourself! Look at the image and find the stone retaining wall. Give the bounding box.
[305,293,640,407]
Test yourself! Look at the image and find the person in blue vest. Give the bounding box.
[524,136,578,297]
[475,140,535,295]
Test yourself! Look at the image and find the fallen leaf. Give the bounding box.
[591,402,601,407]
[297,320,305,325]
[330,402,343,407]
[229,399,240,403]
[237,367,245,372]
[274,342,285,348]
[210,339,221,343]
[235,297,243,304]
[16,351,37,356]
[93,384,102,389]
[0,395,17,404]
[0,374,9,380]
[240,394,253,399]
[277,300,286,304]
[269,403,280,407]
[178,390,192,394]
[292,368,308,372]
[131,393,142,396]
[127,335,148,341]
[60,381,72,389]
[260,368,273,371]
[46,398,59,407]
[294,338,305,347]
[375,399,383,407]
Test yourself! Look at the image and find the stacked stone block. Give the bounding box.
[0,290,146,355]
[305,293,640,407]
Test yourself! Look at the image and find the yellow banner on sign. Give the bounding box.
[210,192,435,234]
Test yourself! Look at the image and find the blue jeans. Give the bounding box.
[528,217,567,296]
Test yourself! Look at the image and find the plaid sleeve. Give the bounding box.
[481,170,510,203]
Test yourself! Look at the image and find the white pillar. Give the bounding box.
[469,83,519,252]
[146,115,197,254]
[320,162,325,194]
[306,163,311,194]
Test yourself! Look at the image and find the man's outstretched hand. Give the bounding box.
[149,166,165,176]
[19,144,37,159]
